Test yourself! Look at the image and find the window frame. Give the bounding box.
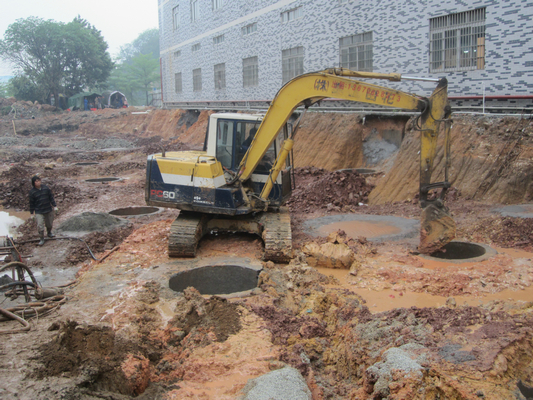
[243,56,259,87]
[212,0,223,11]
[282,46,304,84]
[193,68,202,91]
[175,72,182,93]
[242,23,257,36]
[339,31,373,72]
[213,34,225,45]
[172,5,179,30]
[191,0,199,22]
[214,63,226,90]
[281,7,303,23]
[429,8,486,73]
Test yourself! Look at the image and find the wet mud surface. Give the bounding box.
[0,108,532,399]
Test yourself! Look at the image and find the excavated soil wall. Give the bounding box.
[2,106,531,205]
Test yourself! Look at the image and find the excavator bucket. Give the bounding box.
[419,204,456,254]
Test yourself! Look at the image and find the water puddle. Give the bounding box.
[0,210,27,237]
[316,264,533,313]
[317,220,401,238]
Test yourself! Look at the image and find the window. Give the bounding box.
[242,23,257,35]
[191,0,199,22]
[281,7,303,23]
[282,46,304,84]
[339,32,373,72]
[430,8,486,72]
[243,56,258,87]
[193,68,202,91]
[175,73,182,93]
[213,34,224,45]
[174,50,181,58]
[214,63,226,90]
[172,6,179,30]
[213,0,223,10]
[192,43,201,52]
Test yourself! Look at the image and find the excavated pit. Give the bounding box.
[169,264,261,295]
[75,162,100,166]
[424,241,496,263]
[109,206,160,218]
[85,177,121,183]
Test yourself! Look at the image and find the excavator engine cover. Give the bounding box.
[419,203,456,254]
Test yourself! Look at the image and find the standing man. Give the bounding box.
[29,176,58,246]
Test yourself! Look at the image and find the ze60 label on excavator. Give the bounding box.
[151,190,176,199]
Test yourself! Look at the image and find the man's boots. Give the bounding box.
[47,230,55,238]
[38,232,45,246]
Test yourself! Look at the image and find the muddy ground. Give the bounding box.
[0,103,532,400]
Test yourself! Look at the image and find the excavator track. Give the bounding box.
[260,207,293,263]
[168,212,208,257]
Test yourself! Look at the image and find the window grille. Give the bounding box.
[213,0,223,10]
[339,32,373,72]
[243,56,258,87]
[173,50,181,58]
[430,8,486,72]
[192,43,201,52]
[281,7,302,23]
[214,63,226,90]
[172,6,179,30]
[282,46,304,84]
[242,23,257,35]
[175,73,182,93]
[193,68,202,91]
[213,35,225,45]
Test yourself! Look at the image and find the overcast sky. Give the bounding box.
[0,0,159,76]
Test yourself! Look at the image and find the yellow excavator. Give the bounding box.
[145,68,455,261]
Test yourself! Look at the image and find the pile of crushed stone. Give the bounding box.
[57,212,130,234]
[287,167,374,213]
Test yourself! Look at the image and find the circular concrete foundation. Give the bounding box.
[421,241,497,263]
[109,206,160,218]
[85,177,121,183]
[304,214,419,242]
[169,264,260,295]
[75,162,100,166]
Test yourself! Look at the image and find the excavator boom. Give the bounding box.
[239,68,455,253]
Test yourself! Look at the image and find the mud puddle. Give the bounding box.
[317,249,533,313]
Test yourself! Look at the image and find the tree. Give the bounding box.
[125,53,160,105]
[107,29,160,106]
[0,17,113,103]
[118,29,159,65]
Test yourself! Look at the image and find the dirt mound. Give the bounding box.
[169,287,242,344]
[462,215,533,251]
[287,167,374,213]
[57,212,130,234]
[32,320,151,396]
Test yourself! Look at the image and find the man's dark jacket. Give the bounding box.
[29,184,57,214]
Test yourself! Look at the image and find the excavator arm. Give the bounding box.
[238,68,455,253]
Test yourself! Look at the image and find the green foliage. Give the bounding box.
[8,75,43,102]
[0,81,13,98]
[118,29,160,64]
[107,29,160,106]
[0,16,113,103]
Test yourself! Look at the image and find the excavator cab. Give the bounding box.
[205,113,293,208]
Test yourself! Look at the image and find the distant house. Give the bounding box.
[158,0,533,110]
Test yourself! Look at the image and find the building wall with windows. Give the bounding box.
[158,0,533,105]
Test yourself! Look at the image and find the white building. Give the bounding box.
[158,0,533,109]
